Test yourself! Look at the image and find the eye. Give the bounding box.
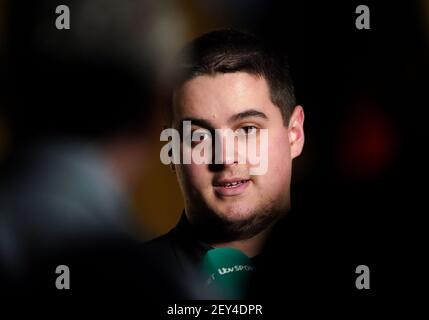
[236,125,258,135]
[191,128,212,145]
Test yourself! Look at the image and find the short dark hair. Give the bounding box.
[169,29,296,125]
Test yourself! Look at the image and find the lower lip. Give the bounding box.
[213,180,251,197]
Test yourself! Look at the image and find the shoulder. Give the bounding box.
[133,230,194,298]
[138,230,178,262]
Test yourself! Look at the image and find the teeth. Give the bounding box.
[214,179,249,188]
[223,180,244,187]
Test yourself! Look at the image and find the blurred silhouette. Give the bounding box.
[0,0,171,292]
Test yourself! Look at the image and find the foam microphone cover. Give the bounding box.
[201,247,255,299]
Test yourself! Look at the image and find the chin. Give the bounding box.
[189,199,281,243]
[214,203,255,222]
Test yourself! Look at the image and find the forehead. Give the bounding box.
[173,72,278,125]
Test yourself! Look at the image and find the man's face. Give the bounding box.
[173,72,304,241]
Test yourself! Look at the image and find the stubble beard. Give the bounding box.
[186,194,289,244]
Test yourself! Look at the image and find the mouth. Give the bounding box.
[212,178,251,196]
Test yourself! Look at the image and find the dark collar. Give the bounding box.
[171,213,264,265]
[169,213,213,269]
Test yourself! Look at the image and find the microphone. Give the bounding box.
[200,247,255,299]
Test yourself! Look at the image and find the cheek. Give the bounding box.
[272,135,291,167]
[263,132,292,187]
[177,164,210,192]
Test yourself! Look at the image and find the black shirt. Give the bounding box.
[137,213,215,299]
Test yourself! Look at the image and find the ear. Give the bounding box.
[288,105,305,159]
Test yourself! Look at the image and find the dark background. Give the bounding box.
[0,0,426,304]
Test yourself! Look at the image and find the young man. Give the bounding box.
[141,29,304,299]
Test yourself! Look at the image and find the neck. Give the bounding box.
[210,226,273,258]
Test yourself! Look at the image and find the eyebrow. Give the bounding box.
[227,109,268,124]
[178,109,268,129]
[178,118,214,130]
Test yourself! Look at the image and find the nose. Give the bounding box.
[210,130,245,170]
